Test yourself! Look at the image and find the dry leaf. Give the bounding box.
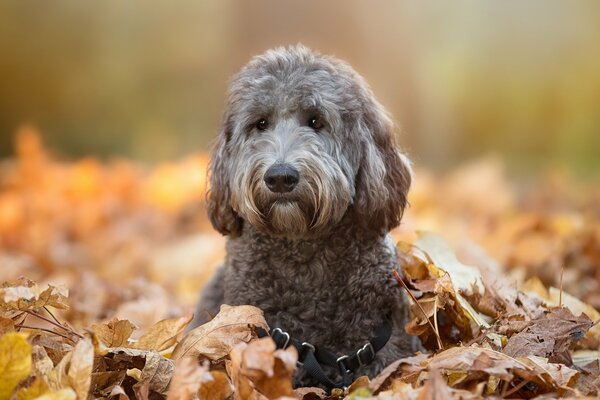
[139,351,174,395]
[92,318,136,349]
[198,370,233,400]
[0,332,32,399]
[33,388,77,400]
[15,378,48,400]
[167,357,212,400]
[502,307,592,364]
[416,369,453,400]
[0,280,68,312]
[68,338,94,400]
[133,314,192,352]
[172,304,268,360]
[237,337,297,398]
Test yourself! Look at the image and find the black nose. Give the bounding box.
[264,164,300,193]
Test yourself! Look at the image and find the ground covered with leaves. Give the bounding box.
[0,128,599,399]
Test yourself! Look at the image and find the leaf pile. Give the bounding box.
[0,131,599,399]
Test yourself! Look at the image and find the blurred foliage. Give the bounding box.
[0,1,599,176]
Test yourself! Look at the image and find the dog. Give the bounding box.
[191,45,420,388]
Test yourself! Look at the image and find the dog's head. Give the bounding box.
[207,45,411,238]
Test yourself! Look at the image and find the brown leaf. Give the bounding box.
[515,355,579,390]
[369,353,429,393]
[133,315,192,352]
[292,387,327,399]
[0,316,15,335]
[239,337,296,398]
[101,347,174,396]
[427,347,522,381]
[198,370,233,400]
[227,338,296,400]
[172,304,268,361]
[416,369,453,400]
[167,357,211,400]
[92,318,136,349]
[139,351,174,395]
[502,307,592,364]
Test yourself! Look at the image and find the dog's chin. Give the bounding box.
[264,200,311,237]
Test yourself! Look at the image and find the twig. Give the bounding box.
[43,306,62,325]
[393,269,444,350]
[433,297,440,342]
[499,379,509,397]
[16,324,73,341]
[503,379,530,398]
[559,267,564,307]
[25,310,84,339]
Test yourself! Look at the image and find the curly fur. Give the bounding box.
[192,45,420,387]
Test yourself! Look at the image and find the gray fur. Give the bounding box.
[192,45,419,387]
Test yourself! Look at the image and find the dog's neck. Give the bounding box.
[243,209,382,244]
[230,210,390,270]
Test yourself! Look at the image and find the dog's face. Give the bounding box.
[208,45,411,238]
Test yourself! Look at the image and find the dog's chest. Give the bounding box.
[223,231,399,351]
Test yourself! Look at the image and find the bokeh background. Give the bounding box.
[1,1,600,177]
[1,1,600,331]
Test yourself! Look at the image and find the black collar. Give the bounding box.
[259,318,392,390]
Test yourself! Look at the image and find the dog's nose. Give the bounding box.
[264,164,299,193]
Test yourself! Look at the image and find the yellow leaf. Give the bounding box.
[16,378,48,400]
[133,315,192,352]
[35,389,76,400]
[67,338,93,400]
[172,305,268,361]
[0,332,32,400]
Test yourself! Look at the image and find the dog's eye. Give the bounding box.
[308,116,324,130]
[256,119,269,131]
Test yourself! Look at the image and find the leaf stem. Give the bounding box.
[16,324,73,341]
[393,269,444,350]
[25,310,84,339]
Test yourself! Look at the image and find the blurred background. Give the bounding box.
[1,2,600,329]
[1,0,600,177]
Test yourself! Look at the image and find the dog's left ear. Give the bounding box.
[353,96,412,233]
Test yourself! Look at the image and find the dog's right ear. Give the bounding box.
[206,115,243,237]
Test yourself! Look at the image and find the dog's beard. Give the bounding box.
[234,173,351,238]
[264,199,311,236]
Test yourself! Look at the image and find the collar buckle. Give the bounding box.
[356,342,375,367]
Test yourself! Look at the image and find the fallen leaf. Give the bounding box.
[172,304,268,360]
[15,378,48,400]
[34,389,77,400]
[139,351,174,395]
[198,370,233,400]
[92,318,136,349]
[0,332,32,400]
[502,307,592,364]
[68,338,94,400]
[133,314,192,352]
[416,369,453,400]
[0,280,68,312]
[167,357,211,400]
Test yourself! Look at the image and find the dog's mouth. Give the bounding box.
[272,198,296,205]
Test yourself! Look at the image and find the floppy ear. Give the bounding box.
[206,115,244,236]
[353,96,412,233]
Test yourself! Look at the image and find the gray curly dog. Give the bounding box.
[191,45,421,388]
